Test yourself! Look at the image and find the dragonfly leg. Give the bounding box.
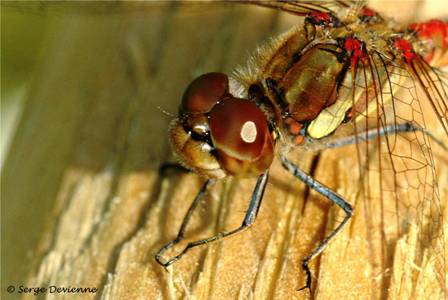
[155,179,214,266]
[280,155,353,292]
[155,171,269,267]
[324,122,447,150]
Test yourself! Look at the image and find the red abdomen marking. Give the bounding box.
[408,19,448,67]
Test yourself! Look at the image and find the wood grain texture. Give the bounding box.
[2,1,446,300]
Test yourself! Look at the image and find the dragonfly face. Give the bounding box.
[170,72,275,178]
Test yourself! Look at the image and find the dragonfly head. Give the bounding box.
[170,72,275,179]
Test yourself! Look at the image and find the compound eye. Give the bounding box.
[210,98,267,159]
[181,72,229,114]
[209,98,274,175]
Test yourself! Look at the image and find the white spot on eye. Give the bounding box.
[240,121,257,143]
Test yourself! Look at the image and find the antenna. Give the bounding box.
[156,106,175,118]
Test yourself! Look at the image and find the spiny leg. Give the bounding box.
[323,122,447,150]
[155,171,269,268]
[155,179,214,266]
[280,155,353,292]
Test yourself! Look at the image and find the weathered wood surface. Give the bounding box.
[2,1,446,300]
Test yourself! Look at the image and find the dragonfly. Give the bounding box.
[153,0,448,296]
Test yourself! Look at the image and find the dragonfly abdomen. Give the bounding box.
[408,19,448,67]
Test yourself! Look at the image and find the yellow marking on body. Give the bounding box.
[308,70,363,139]
[307,95,354,139]
[308,60,404,139]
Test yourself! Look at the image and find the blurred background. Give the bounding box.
[2,4,48,165]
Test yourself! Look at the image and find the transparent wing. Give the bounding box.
[242,0,367,16]
[3,0,371,26]
[345,51,447,297]
[410,59,448,135]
